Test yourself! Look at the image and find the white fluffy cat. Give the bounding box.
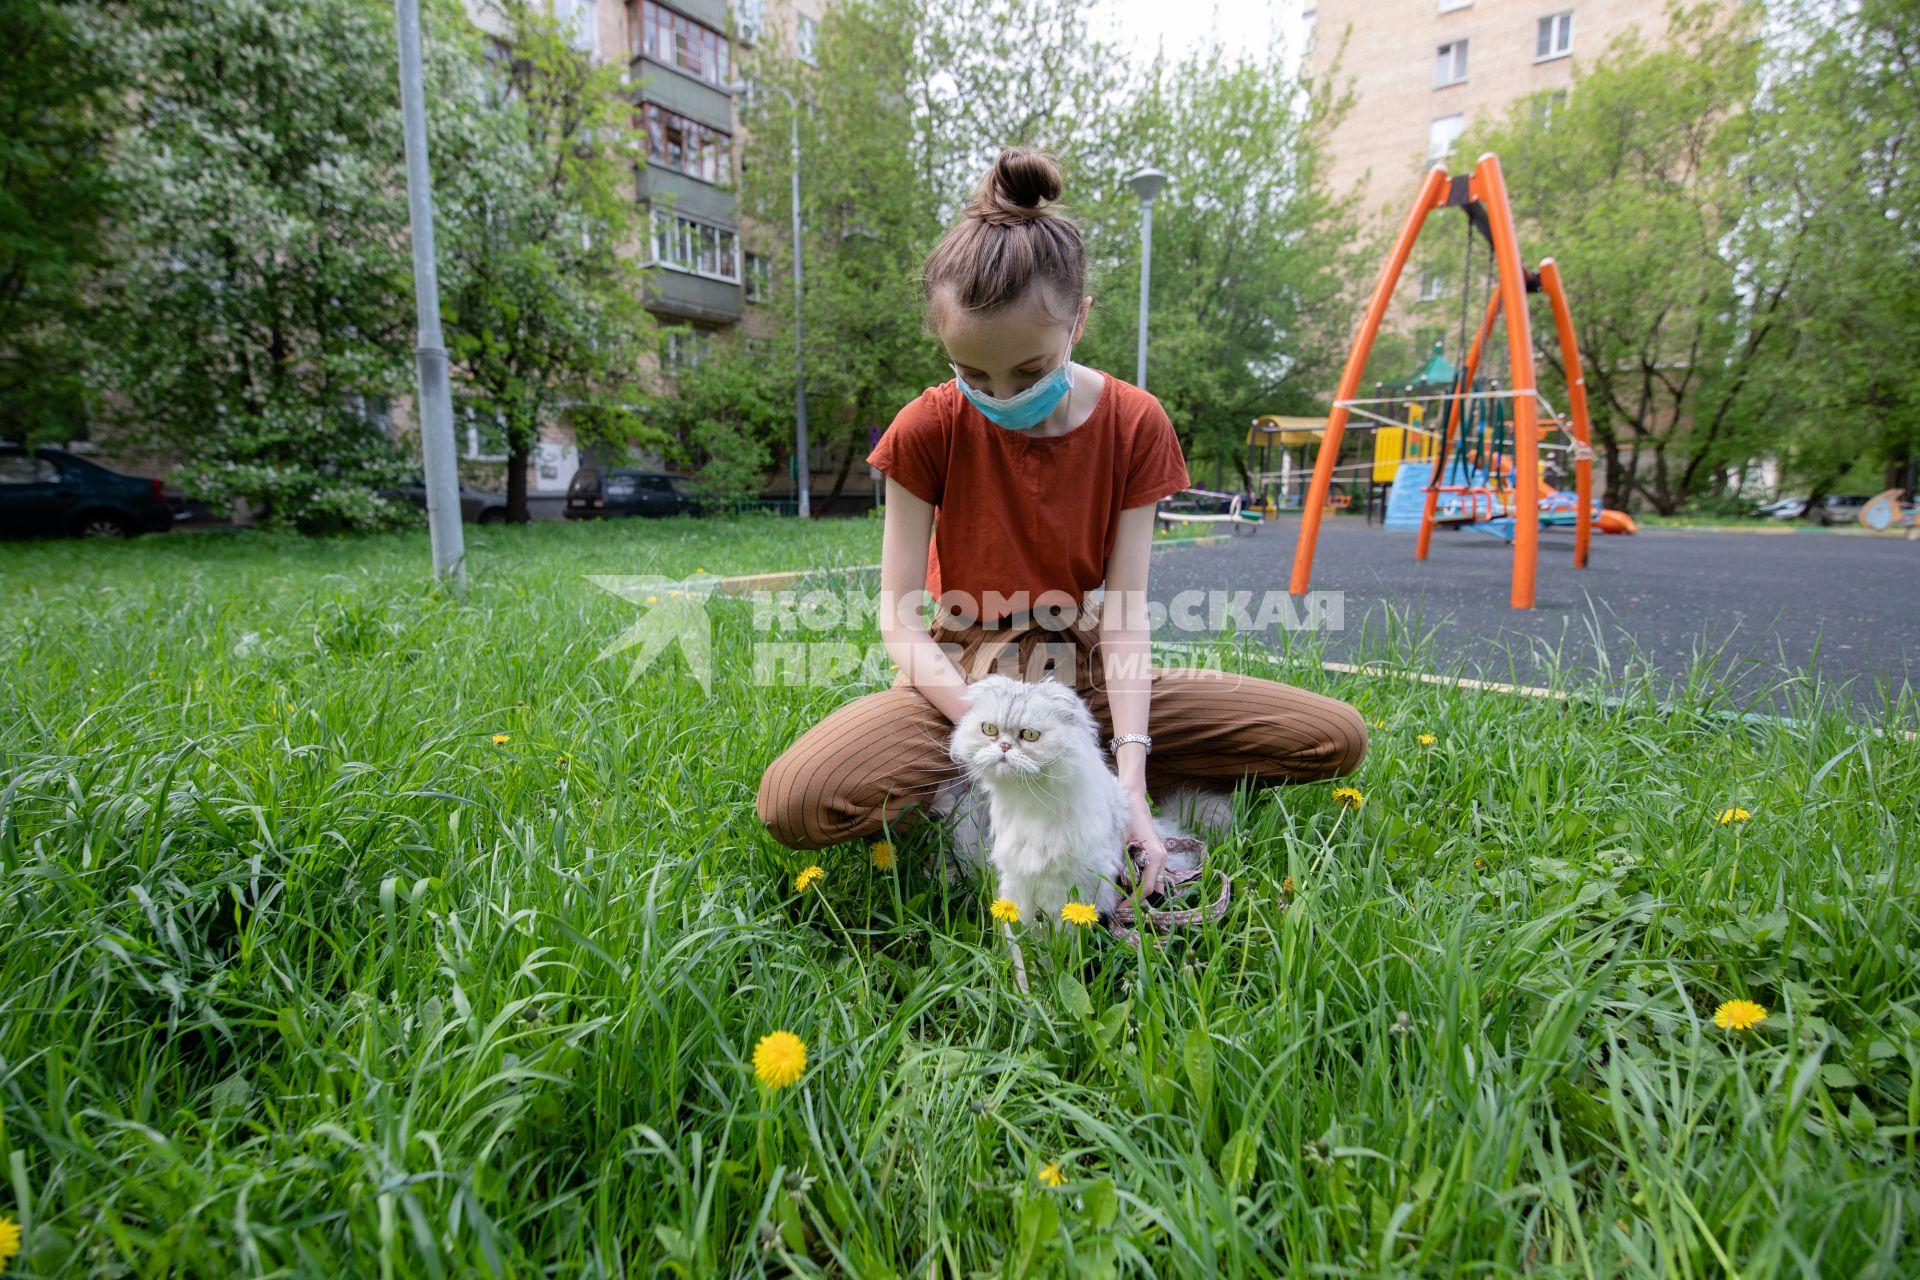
[934,673,1233,933]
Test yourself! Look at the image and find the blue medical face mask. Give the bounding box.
[952,339,1074,431]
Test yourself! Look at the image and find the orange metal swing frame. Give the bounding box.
[1288,155,1596,609]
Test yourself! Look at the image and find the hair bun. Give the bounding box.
[967,147,1064,228]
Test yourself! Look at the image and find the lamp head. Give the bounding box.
[1127,167,1169,204]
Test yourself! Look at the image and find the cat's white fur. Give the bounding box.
[935,674,1233,933]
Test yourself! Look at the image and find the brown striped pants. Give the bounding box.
[755,605,1369,852]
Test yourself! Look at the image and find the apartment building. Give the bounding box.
[1307,0,1671,240]
[461,0,828,502]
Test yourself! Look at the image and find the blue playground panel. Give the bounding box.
[1382,459,1487,530]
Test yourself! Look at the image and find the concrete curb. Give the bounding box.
[713,534,1234,596]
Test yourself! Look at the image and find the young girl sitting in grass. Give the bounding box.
[757,146,1367,896]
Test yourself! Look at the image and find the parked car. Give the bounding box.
[1750,496,1808,520]
[565,468,705,519]
[381,474,510,523]
[1813,494,1872,526]
[0,443,179,539]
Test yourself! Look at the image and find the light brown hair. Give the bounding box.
[919,147,1087,331]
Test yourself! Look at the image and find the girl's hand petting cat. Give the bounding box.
[1124,790,1169,898]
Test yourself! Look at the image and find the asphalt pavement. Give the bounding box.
[1143,517,1919,720]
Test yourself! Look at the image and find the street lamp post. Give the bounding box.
[731,78,810,518]
[394,0,467,590]
[1126,167,1168,391]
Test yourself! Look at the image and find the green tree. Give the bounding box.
[735,0,1132,511]
[89,0,421,533]
[644,326,789,505]
[0,0,120,443]
[735,0,1353,505]
[436,0,659,524]
[1075,43,1364,493]
[1745,0,1920,502]
[1460,2,1790,514]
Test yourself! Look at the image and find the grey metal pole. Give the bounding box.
[395,0,466,591]
[788,99,809,520]
[1135,196,1154,390]
[1126,167,1167,392]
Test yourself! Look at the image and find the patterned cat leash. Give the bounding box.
[1106,836,1233,946]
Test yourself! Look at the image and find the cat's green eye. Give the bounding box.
[1019,728,1041,741]
[981,722,999,736]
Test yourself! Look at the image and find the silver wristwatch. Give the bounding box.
[1109,733,1153,756]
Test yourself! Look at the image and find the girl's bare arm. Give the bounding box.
[1100,501,1168,891]
[876,477,971,724]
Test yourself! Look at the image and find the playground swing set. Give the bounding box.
[1285,153,1635,609]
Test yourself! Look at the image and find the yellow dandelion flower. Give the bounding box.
[990,898,1020,924]
[1037,1161,1066,1187]
[793,865,825,893]
[1713,999,1768,1031]
[0,1215,18,1271]
[1332,786,1365,809]
[696,566,706,572]
[869,841,894,871]
[753,1030,807,1088]
[646,594,658,604]
[1281,875,1296,896]
[1367,719,1388,730]
[1418,733,1437,746]
[1718,807,1752,825]
[1061,901,1099,927]
[1474,857,1488,870]
[491,733,510,745]
[669,590,680,598]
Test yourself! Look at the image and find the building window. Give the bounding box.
[344,392,392,434]
[796,12,817,65]
[459,406,510,462]
[639,103,732,184]
[734,0,761,44]
[744,250,772,302]
[630,0,732,91]
[556,0,597,56]
[667,328,716,369]
[1536,10,1573,61]
[1435,39,1468,87]
[646,205,742,283]
[1418,269,1447,302]
[1531,88,1568,129]
[1427,113,1465,164]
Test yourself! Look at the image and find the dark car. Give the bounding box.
[1814,494,1872,526]
[381,474,510,523]
[565,468,704,519]
[0,444,179,539]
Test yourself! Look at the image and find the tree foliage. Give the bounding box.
[1459,2,1783,514]
[0,0,120,443]
[90,0,421,532]
[734,0,1355,505]
[435,0,659,523]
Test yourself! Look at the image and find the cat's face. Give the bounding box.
[950,674,1097,783]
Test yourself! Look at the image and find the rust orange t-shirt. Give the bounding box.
[865,368,1191,620]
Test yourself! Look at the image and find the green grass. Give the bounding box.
[1,515,1917,1278]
